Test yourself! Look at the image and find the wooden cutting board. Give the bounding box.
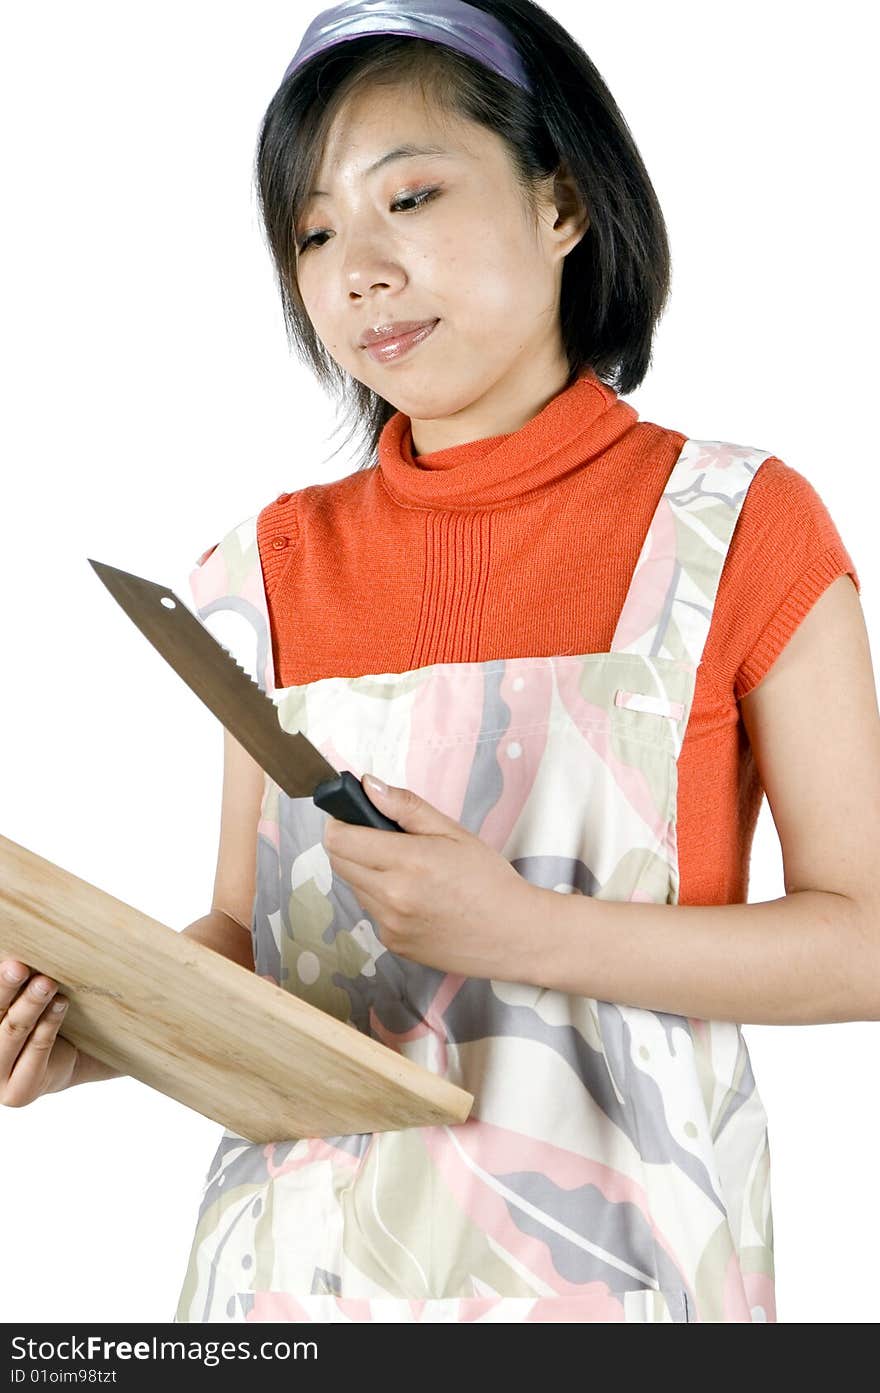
[0,832,474,1142]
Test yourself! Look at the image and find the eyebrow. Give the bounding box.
[308,143,452,198]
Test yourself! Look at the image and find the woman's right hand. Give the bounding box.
[0,959,118,1106]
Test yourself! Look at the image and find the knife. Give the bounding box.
[87,558,404,833]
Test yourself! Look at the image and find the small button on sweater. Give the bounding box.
[252,369,860,907]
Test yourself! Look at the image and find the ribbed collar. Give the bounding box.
[377,368,639,510]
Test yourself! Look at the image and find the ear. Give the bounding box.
[545,159,590,257]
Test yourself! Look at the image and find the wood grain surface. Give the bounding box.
[0,832,473,1141]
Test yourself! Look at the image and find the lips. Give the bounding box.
[359,319,439,348]
[360,319,440,364]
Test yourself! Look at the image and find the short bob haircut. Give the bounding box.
[255,0,670,472]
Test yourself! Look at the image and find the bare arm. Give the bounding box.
[527,575,880,1024]
[179,909,255,971]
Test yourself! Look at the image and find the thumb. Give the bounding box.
[361,773,457,834]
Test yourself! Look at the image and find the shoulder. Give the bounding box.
[735,454,846,548]
[258,470,375,528]
[191,470,377,571]
[256,469,379,545]
[703,453,860,702]
[254,470,380,600]
[726,453,859,609]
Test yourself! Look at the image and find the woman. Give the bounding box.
[4,0,874,1325]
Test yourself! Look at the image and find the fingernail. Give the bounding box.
[2,965,27,983]
[32,980,51,996]
[364,774,387,794]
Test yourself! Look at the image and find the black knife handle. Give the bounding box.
[312,769,404,832]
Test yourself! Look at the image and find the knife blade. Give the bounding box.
[87,558,403,833]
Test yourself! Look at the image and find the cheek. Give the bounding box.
[300,281,359,365]
[300,279,331,335]
[437,222,545,323]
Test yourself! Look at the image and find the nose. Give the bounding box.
[349,278,390,300]
[346,258,405,299]
[341,222,407,299]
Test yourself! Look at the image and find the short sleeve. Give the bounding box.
[255,490,302,606]
[702,456,861,702]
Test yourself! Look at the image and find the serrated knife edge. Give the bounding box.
[87,558,339,799]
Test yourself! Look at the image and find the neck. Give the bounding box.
[377,367,639,511]
[409,345,574,455]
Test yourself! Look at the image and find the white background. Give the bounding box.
[1,0,877,1324]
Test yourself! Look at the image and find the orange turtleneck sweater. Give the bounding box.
[244,369,859,907]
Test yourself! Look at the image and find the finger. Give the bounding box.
[3,995,69,1107]
[325,855,399,944]
[0,974,58,1077]
[325,848,388,901]
[0,963,58,1012]
[1,960,32,1000]
[323,817,415,871]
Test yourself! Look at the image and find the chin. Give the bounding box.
[381,376,488,424]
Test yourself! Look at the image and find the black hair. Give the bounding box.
[254,0,671,471]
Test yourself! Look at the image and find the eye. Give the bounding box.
[296,186,441,255]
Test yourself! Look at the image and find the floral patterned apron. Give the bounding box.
[172,436,776,1323]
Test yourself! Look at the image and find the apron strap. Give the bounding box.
[187,511,277,698]
[610,438,774,672]
[187,437,773,706]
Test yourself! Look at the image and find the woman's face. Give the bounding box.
[294,80,587,448]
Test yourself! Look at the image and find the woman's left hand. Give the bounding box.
[322,775,541,981]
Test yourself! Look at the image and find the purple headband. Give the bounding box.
[281,0,533,94]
